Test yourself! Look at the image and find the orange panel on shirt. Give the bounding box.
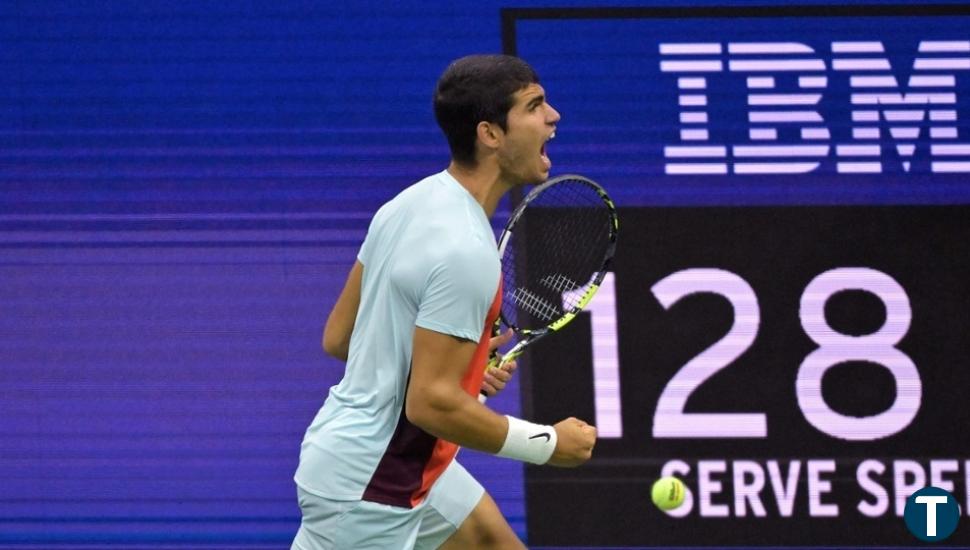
[410,282,503,507]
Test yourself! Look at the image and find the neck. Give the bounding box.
[446,160,513,217]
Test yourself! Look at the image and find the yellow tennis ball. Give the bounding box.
[651,476,686,511]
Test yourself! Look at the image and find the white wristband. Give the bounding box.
[496,415,557,465]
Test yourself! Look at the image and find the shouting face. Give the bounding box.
[496,83,561,185]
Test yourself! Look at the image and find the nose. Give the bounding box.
[546,102,561,125]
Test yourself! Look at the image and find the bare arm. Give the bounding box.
[322,260,363,361]
[406,326,508,452]
[407,326,597,465]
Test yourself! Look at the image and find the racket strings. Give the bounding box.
[500,178,615,330]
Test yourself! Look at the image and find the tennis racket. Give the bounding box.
[488,174,618,376]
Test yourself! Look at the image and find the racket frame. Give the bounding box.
[491,174,618,369]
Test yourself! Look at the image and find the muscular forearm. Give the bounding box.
[405,384,508,453]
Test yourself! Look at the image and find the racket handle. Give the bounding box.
[479,344,525,401]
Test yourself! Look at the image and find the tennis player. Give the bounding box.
[292,54,597,549]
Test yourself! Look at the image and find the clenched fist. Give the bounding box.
[547,417,597,467]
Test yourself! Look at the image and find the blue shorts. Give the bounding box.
[291,460,485,550]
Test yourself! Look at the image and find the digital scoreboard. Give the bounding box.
[508,6,970,546]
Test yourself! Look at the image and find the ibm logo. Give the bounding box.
[661,41,970,175]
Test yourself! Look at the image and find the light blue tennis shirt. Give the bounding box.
[295,170,501,503]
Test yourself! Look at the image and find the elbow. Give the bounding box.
[321,333,337,357]
[322,328,348,360]
[405,392,433,432]
[405,384,453,435]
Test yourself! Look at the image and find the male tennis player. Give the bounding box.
[292,54,597,549]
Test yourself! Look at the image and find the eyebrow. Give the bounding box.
[525,94,545,109]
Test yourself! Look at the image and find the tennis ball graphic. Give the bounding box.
[651,476,686,511]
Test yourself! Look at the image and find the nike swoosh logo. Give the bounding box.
[529,432,551,442]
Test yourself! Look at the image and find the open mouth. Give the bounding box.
[540,131,555,170]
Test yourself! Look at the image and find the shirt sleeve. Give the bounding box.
[357,239,371,266]
[357,203,389,266]
[415,246,499,342]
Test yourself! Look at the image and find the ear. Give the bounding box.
[476,121,503,151]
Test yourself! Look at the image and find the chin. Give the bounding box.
[530,168,550,183]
